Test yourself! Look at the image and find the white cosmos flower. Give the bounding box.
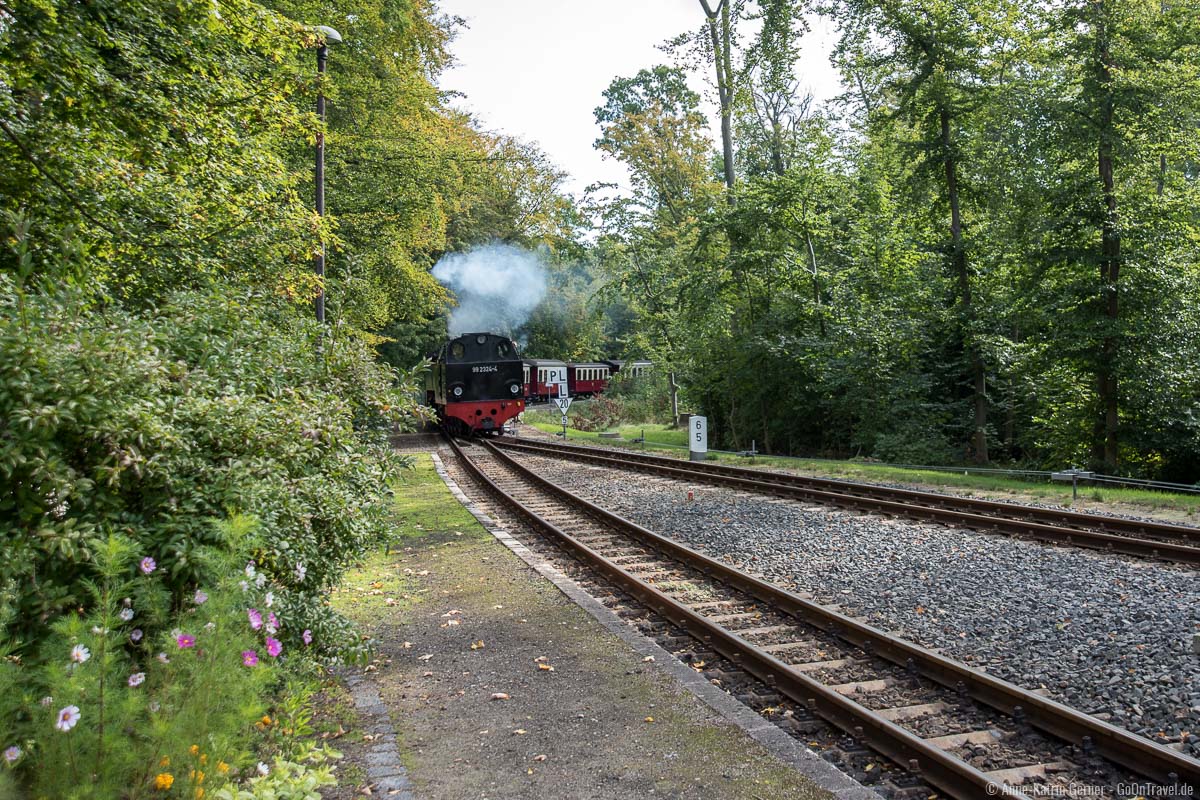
[3,745,20,764]
[245,562,256,579]
[255,573,266,589]
[40,696,53,707]
[239,580,249,592]
[119,608,134,622]
[256,761,269,776]
[55,705,81,732]
[127,672,145,687]
[264,592,274,608]
[69,644,90,664]
[295,563,306,582]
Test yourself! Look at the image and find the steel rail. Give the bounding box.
[492,438,1200,564]
[450,437,1199,798]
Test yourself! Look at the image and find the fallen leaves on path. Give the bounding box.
[490,692,510,701]
[470,640,485,650]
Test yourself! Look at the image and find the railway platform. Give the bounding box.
[320,446,873,800]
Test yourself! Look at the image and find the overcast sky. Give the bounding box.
[437,1,844,195]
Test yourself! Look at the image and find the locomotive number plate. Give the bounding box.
[471,365,498,373]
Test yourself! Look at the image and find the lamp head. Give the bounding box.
[313,25,342,44]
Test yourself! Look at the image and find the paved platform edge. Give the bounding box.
[334,670,416,798]
[430,448,881,800]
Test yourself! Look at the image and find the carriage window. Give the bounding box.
[450,342,465,359]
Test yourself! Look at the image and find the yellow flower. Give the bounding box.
[189,744,200,755]
[154,773,174,790]
[199,754,207,766]
[259,715,272,727]
[216,761,230,774]
[188,769,204,784]
[195,789,205,799]
[159,756,170,767]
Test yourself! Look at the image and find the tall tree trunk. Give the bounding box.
[1094,28,1120,471]
[942,105,988,463]
[701,0,736,197]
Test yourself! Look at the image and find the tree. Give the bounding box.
[832,0,995,462]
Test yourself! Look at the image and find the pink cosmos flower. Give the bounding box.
[265,637,282,658]
[242,650,258,667]
[128,672,145,687]
[176,633,195,649]
[302,629,312,646]
[247,608,263,630]
[55,706,81,732]
[193,589,208,605]
[130,628,143,643]
[139,557,156,574]
[3,746,20,764]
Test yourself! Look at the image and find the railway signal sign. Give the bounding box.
[551,396,573,413]
[690,415,708,462]
[561,414,569,426]
[557,381,569,398]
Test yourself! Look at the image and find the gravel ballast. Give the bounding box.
[513,451,1200,757]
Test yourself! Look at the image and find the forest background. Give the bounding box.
[4,0,1200,487]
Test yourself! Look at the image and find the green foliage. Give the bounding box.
[0,0,316,302]
[0,530,299,799]
[0,268,415,655]
[213,743,339,800]
[593,0,1200,479]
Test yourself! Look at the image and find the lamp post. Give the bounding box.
[312,25,341,324]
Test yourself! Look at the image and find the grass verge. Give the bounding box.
[523,420,1200,516]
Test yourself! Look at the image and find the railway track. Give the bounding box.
[446,436,1200,800]
[492,437,1200,565]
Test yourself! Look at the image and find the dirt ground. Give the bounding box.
[317,455,838,800]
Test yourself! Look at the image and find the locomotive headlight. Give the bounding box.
[453,386,464,397]
[476,334,487,344]
[510,383,520,394]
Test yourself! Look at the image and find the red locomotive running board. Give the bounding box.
[442,398,524,432]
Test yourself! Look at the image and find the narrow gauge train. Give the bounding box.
[521,357,653,401]
[426,332,525,435]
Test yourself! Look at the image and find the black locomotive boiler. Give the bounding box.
[425,332,525,435]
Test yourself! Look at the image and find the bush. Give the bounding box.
[0,528,340,799]
[0,275,419,658]
[569,395,623,432]
[602,371,674,425]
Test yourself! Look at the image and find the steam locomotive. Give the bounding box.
[426,332,525,435]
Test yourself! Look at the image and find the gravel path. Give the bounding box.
[515,452,1200,757]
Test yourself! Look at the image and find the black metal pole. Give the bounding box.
[314,43,328,324]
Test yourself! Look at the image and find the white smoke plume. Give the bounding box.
[432,243,548,337]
